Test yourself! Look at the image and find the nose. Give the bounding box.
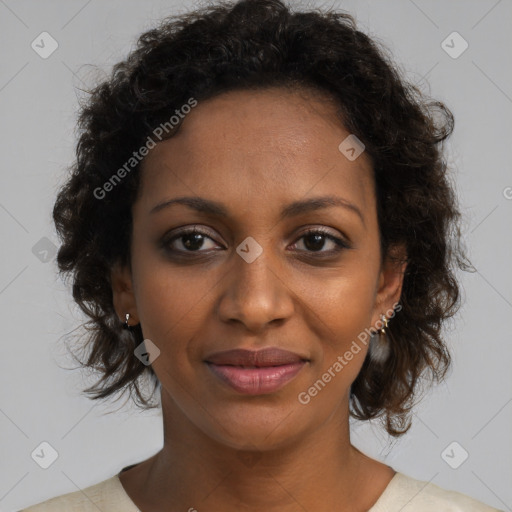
[216,245,295,333]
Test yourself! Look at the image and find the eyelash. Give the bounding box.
[161,226,351,257]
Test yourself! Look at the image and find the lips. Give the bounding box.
[204,347,309,395]
[204,347,306,367]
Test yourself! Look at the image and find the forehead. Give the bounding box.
[137,87,374,217]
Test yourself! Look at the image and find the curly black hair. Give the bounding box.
[53,0,471,436]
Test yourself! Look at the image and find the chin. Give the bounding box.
[198,400,308,452]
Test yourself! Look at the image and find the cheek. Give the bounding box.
[134,273,210,402]
[326,278,376,339]
[306,260,378,333]
[301,263,379,381]
[130,247,216,366]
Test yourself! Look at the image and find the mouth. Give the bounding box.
[204,347,309,395]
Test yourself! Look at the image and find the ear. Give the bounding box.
[371,243,407,327]
[111,262,139,326]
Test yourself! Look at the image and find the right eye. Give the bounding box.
[162,226,223,254]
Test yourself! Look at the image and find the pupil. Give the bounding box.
[304,234,324,251]
[183,233,204,250]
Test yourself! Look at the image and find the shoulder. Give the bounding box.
[370,472,504,512]
[19,474,140,512]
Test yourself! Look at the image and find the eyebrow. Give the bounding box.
[150,195,364,225]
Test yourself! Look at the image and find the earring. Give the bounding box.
[368,314,391,364]
[123,313,132,330]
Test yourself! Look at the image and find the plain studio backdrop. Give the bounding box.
[0,1,511,511]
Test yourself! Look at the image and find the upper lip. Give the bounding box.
[204,347,308,367]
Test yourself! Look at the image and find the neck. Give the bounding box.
[121,391,393,511]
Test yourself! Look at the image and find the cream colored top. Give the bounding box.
[20,470,503,511]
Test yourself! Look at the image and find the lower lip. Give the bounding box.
[205,361,307,395]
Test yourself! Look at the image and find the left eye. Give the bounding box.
[291,229,348,253]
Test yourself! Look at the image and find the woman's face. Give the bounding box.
[112,87,405,450]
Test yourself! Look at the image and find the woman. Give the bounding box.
[21,0,502,510]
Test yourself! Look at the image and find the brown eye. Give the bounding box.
[291,228,350,254]
[163,227,221,253]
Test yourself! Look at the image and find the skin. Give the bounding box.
[112,86,407,512]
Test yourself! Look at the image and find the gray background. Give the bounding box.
[1,0,511,510]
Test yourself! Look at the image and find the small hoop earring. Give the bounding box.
[369,314,391,363]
